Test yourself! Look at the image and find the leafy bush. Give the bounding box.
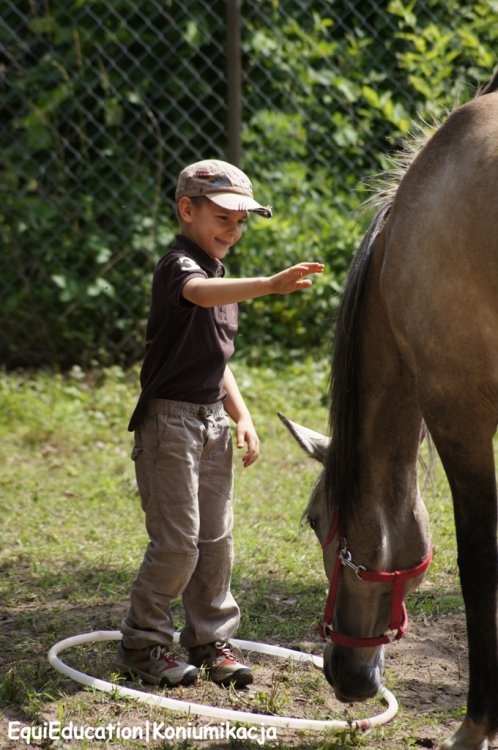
[1,1,496,367]
[233,0,496,361]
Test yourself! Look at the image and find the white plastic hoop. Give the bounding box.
[48,630,398,731]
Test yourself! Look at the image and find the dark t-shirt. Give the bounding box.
[128,235,238,431]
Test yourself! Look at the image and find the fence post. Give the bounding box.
[226,0,242,166]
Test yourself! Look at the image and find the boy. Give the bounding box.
[117,159,324,689]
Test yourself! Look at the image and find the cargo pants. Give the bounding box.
[121,399,240,650]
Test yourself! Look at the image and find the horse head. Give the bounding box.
[279,412,431,704]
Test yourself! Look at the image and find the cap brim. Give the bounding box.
[206,193,272,218]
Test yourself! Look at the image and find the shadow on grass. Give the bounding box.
[0,557,466,750]
[0,556,325,704]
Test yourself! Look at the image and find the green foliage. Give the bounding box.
[1,1,496,367]
[231,1,495,361]
[1,1,225,368]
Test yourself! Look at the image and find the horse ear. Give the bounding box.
[278,412,330,465]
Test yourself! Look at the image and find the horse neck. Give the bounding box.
[360,243,423,491]
[333,226,429,565]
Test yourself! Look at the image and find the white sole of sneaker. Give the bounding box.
[114,660,198,688]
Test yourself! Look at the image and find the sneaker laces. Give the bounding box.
[150,645,179,665]
[214,641,238,663]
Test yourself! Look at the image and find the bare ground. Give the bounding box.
[3,604,497,749]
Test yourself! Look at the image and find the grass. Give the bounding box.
[0,358,471,749]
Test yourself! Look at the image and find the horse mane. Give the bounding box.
[324,67,498,523]
[364,120,435,211]
[324,203,391,521]
[365,66,498,211]
[478,66,498,95]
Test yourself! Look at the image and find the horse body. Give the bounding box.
[282,86,498,750]
[381,92,498,750]
[383,94,498,389]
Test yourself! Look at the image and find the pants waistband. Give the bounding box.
[147,398,226,419]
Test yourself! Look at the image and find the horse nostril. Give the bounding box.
[325,644,384,703]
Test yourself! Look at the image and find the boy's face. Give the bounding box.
[178,197,247,261]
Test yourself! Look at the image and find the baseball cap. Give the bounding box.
[175,159,272,218]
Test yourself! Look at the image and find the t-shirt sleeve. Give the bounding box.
[161,252,208,307]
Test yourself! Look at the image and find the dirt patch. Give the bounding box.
[3,606,493,749]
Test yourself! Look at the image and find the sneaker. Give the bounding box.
[114,642,198,687]
[188,641,253,688]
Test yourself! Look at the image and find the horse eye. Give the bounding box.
[308,517,317,531]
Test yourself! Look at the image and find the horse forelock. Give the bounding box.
[325,204,391,524]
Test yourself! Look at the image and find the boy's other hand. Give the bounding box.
[236,417,260,468]
[269,262,324,295]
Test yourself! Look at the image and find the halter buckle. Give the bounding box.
[338,547,366,579]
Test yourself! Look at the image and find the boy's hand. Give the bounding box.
[236,417,260,468]
[269,262,324,295]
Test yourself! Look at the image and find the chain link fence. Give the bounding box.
[1,1,496,368]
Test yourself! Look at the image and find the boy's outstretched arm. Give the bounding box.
[182,262,324,308]
[223,365,260,468]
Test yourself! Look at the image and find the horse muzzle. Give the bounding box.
[323,642,385,702]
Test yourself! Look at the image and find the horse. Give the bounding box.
[280,70,498,750]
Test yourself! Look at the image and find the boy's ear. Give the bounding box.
[177,196,194,224]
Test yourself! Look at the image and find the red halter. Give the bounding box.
[319,514,432,648]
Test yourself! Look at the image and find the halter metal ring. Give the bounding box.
[339,548,367,579]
